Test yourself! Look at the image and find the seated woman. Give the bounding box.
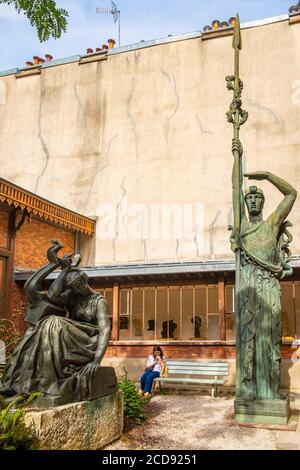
[0,241,116,406]
[140,346,166,398]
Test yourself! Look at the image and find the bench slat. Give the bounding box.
[166,370,228,376]
[167,364,229,373]
[167,364,229,372]
[167,359,229,367]
[154,378,225,385]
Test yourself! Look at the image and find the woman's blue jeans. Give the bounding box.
[140,370,160,393]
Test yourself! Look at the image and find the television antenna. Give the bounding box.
[96,1,121,47]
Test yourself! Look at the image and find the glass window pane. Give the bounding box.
[226,314,236,341]
[0,210,9,249]
[182,287,194,340]
[156,288,168,340]
[169,287,180,340]
[225,285,235,342]
[281,283,295,339]
[119,289,130,340]
[144,288,155,341]
[132,288,143,340]
[195,287,207,339]
[120,289,130,316]
[205,285,219,340]
[208,315,219,340]
[208,286,218,314]
[104,289,113,316]
[225,285,235,313]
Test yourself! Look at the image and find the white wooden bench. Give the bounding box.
[153,360,230,399]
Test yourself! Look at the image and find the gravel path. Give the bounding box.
[104,392,281,450]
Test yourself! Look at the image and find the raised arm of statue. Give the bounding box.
[24,240,63,306]
[93,298,111,364]
[46,246,75,307]
[245,171,297,234]
[46,266,72,307]
[231,139,245,250]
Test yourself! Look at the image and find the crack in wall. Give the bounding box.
[134,51,141,65]
[227,208,233,227]
[141,238,147,261]
[112,239,116,263]
[209,210,221,260]
[194,225,201,258]
[141,214,148,261]
[245,94,280,122]
[162,70,180,143]
[35,75,51,193]
[73,82,93,151]
[195,113,213,135]
[175,239,180,260]
[126,77,139,160]
[113,177,127,261]
[83,133,118,214]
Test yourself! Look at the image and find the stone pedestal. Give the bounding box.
[27,367,118,408]
[234,396,290,425]
[25,391,123,450]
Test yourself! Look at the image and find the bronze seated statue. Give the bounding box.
[0,241,117,407]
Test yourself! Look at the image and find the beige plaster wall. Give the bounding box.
[0,18,299,266]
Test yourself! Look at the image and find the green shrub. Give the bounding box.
[0,317,24,361]
[118,377,147,425]
[0,393,41,450]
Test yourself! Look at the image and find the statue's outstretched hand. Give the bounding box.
[244,171,270,181]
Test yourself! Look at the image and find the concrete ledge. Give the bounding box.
[15,67,41,78]
[25,391,123,450]
[79,52,108,65]
[289,14,300,25]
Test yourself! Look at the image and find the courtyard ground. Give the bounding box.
[104,391,300,451]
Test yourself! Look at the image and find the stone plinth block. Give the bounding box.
[25,391,123,450]
[234,396,290,425]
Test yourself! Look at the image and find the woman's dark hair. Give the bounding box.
[152,346,164,357]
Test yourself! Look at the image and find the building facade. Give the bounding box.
[0,177,95,331]
[1,11,300,388]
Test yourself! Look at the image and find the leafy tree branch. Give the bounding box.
[0,0,69,42]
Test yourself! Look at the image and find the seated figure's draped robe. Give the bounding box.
[2,294,105,402]
[239,218,284,400]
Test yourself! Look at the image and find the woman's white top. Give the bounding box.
[148,355,164,373]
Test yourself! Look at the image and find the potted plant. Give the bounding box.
[108,39,116,49]
[211,20,221,30]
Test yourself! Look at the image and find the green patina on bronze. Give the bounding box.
[226,15,297,422]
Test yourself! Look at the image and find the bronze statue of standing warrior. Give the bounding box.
[1,241,117,407]
[227,15,297,423]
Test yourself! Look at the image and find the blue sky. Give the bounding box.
[0,0,296,71]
